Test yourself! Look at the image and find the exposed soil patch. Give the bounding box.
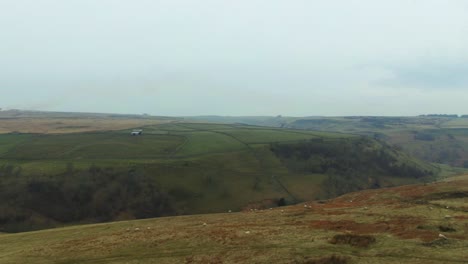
[324,211,347,216]
[394,185,438,199]
[309,216,437,242]
[318,189,405,209]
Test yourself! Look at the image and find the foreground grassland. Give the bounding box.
[0,175,467,264]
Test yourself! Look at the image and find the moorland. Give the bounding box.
[0,110,467,264]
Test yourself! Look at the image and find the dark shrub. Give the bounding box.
[296,255,349,264]
[330,234,376,248]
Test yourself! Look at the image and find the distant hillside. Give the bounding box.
[185,116,468,168]
[0,109,178,134]
[1,174,467,263]
[0,123,443,232]
[5,111,468,168]
[286,117,468,168]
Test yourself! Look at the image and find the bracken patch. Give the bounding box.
[309,216,438,242]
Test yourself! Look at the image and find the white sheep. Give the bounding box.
[439,234,448,240]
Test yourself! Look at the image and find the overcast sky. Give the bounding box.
[1,0,468,116]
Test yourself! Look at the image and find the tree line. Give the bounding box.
[270,137,434,197]
[0,164,175,232]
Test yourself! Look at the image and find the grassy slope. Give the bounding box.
[3,133,185,159]
[0,175,467,264]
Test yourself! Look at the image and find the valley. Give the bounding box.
[0,114,447,232]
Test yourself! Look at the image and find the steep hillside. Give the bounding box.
[0,123,439,232]
[285,117,468,168]
[384,128,468,167]
[270,137,435,197]
[0,174,467,263]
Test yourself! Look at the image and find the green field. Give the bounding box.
[0,123,345,161]
[192,116,468,168]
[1,133,185,160]
[0,134,32,155]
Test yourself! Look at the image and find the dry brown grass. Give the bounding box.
[0,175,467,263]
[0,117,172,134]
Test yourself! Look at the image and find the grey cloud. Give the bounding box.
[1,0,468,116]
[375,61,468,90]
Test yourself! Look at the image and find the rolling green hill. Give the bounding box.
[0,123,444,232]
[188,116,468,168]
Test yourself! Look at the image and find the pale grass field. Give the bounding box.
[0,118,173,134]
